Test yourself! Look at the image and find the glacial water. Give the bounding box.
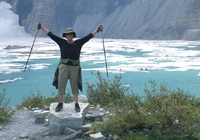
[1,37,200,106]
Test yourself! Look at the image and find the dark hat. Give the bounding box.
[63,28,76,37]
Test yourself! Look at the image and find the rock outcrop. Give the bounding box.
[48,102,89,134]
[32,101,110,139]
[1,0,200,40]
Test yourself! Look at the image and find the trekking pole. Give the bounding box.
[24,29,39,72]
[101,31,109,77]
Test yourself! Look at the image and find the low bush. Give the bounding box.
[142,81,200,139]
[17,91,73,109]
[86,71,129,110]
[0,89,12,124]
[87,72,200,140]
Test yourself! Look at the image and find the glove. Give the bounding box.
[37,23,41,30]
[97,25,103,33]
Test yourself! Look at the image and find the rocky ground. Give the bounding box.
[0,108,69,140]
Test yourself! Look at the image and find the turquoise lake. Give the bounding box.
[0,38,200,106]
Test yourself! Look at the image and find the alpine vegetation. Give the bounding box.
[86,72,200,140]
[0,89,12,124]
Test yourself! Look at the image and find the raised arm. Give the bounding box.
[37,23,49,34]
[92,25,104,36]
[38,23,103,36]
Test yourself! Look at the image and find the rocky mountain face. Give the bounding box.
[1,0,200,40]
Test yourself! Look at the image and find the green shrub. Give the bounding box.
[91,93,145,136]
[18,91,73,109]
[87,73,200,140]
[17,91,45,108]
[86,71,129,109]
[0,89,12,124]
[143,81,200,139]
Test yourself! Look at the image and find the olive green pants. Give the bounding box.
[58,64,79,95]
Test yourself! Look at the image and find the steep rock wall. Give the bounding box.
[1,0,200,40]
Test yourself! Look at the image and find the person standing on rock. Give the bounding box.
[37,23,104,112]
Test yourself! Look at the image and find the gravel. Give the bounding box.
[0,108,68,140]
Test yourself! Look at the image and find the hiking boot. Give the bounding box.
[75,103,80,112]
[55,103,63,112]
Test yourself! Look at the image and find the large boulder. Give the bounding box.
[48,102,89,134]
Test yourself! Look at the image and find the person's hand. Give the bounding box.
[37,23,41,30]
[97,25,104,33]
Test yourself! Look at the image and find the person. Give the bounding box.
[37,23,104,112]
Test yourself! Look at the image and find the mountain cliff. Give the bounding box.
[1,0,200,40]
